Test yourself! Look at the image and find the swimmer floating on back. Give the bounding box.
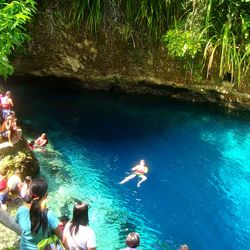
[119,160,148,187]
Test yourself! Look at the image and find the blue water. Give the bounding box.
[4,77,250,249]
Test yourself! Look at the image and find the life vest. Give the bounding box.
[135,166,148,175]
[1,96,11,109]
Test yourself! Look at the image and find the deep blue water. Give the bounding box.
[3,77,250,249]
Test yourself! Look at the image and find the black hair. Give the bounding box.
[25,176,32,182]
[126,232,140,248]
[69,202,89,236]
[29,178,48,235]
[60,215,69,223]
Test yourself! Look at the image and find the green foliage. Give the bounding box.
[70,0,250,85]
[162,0,250,86]
[0,0,36,79]
[70,0,101,32]
[70,0,187,40]
[162,27,204,59]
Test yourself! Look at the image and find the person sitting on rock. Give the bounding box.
[0,115,14,147]
[10,114,22,141]
[34,133,48,149]
[8,169,22,198]
[1,90,14,120]
[20,176,32,202]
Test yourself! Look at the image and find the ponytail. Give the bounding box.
[30,200,48,235]
[29,178,48,235]
[30,199,40,234]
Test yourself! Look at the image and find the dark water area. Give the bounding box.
[2,76,250,249]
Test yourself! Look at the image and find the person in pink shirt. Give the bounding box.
[1,91,14,119]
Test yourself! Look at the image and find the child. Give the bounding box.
[58,215,69,231]
[28,140,35,150]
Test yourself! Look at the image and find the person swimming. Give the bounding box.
[119,160,148,187]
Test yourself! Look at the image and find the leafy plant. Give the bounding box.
[69,0,187,40]
[0,0,36,79]
[162,0,250,86]
[162,26,205,59]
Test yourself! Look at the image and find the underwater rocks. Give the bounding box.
[0,138,39,178]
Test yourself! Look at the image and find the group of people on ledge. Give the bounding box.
[12,177,189,250]
[13,177,144,250]
[0,90,48,149]
[0,170,32,210]
[0,90,21,147]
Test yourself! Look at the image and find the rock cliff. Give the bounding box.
[0,138,39,178]
[11,1,250,110]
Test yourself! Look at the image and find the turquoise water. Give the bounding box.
[5,77,250,249]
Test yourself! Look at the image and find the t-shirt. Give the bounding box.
[20,183,29,198]
[15,206,59,250]
[64,222,96,250]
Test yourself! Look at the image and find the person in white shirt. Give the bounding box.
[7,169,22,195]
[20,176,32,201]
[63,201,96,250]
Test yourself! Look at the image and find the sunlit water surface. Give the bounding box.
[5,78,250,249]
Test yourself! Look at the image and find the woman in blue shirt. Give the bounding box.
[15,178,63,250]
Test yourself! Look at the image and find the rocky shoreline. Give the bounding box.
[0,137,39,249]
[0,138,39,179]
[13,73,250,112]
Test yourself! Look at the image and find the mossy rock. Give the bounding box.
[0,138,39,178]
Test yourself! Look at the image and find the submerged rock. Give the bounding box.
[0,138,39,178]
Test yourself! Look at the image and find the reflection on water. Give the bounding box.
[4,77,250,249]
